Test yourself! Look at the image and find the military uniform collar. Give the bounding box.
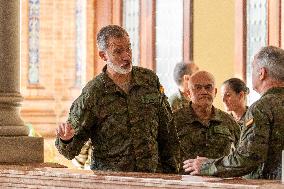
[130,66,148,87]
[187,102,223,124]
[229,106,248,120]
[171,90,184,100]
[100,65,124,93]
[178,90,188,102]
[261,87,284,97]
[175,90,182,98]
[100,65,148,94]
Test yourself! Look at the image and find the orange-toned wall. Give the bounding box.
[193,0,235,110]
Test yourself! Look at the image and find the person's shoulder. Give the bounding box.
[214,107,231,118]
[247,93,279,120]
[254,87,284,107]
[81,73,104,94]
[249,92,274,114]
[133,66,156,74]
[132,66,160,90]
[133,66,158,80]
[173,104,191,117]
[214,108,240,133]
[214,107,236,123]
[169,92,180,102]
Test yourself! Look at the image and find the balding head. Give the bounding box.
[188,71,217,107]
[189,71,215,87]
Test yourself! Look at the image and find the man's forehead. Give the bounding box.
[108,37,130,47]
[190,74,214,84]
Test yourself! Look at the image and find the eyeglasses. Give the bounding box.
[191,84,214,91]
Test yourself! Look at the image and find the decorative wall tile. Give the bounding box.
[123,0,140,66]
[28,0,40,84]
[75,0,87,87]
[246,0,267,104]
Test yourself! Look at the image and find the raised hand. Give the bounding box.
[56,122,75,141]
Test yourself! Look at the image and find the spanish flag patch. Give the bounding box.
[245,118,254,127]
[159,85,165,94]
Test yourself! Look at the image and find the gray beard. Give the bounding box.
[107,60,132,75]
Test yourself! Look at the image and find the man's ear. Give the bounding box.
[259,67,267,80]
[183,75,190,91]
[213,88,217,97]
[99,51,107,61]
[184,88,191,99]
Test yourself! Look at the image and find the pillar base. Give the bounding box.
[0,136,43,163]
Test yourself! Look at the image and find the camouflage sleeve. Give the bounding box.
[200,104,270,177]
[230,118,241,149]
[157,85,180,174]
[55,87,96,160]
[169,97,179,113]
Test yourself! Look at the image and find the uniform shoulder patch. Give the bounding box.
[159,85,165,94]
[245,118,254,127]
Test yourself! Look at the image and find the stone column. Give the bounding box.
[0,0,43,163]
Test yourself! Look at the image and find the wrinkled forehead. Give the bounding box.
[107,36,130,49]
[189,72,215,86]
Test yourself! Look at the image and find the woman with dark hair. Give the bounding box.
[221,78,249,127]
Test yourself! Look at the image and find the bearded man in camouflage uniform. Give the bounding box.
[183,46,284,179]
[174,71,240,174]
[55,25,179,173]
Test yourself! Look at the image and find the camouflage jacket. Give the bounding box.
[55,66,179,173]
[174,103,240,173]
[168,90,190,112]
[200,87,284,179]
[230,106,248,130]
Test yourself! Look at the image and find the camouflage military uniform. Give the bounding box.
[174,103,240,173]
[200,87,284,179]
[231,106,248,130]
[169,90,190,112]
[55,66,179,173]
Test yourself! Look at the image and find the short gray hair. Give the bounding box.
[173,62,197,85]
[96,25,129,51]
[255,46,284,81]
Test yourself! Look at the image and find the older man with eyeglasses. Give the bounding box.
[174,71,240,174]
[183,46,284,180]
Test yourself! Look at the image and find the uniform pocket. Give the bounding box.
[141,93,160,105]
[213,126,233,140]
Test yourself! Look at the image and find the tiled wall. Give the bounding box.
[20,0,95,138]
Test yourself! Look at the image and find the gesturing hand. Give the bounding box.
[56,122,75,141]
